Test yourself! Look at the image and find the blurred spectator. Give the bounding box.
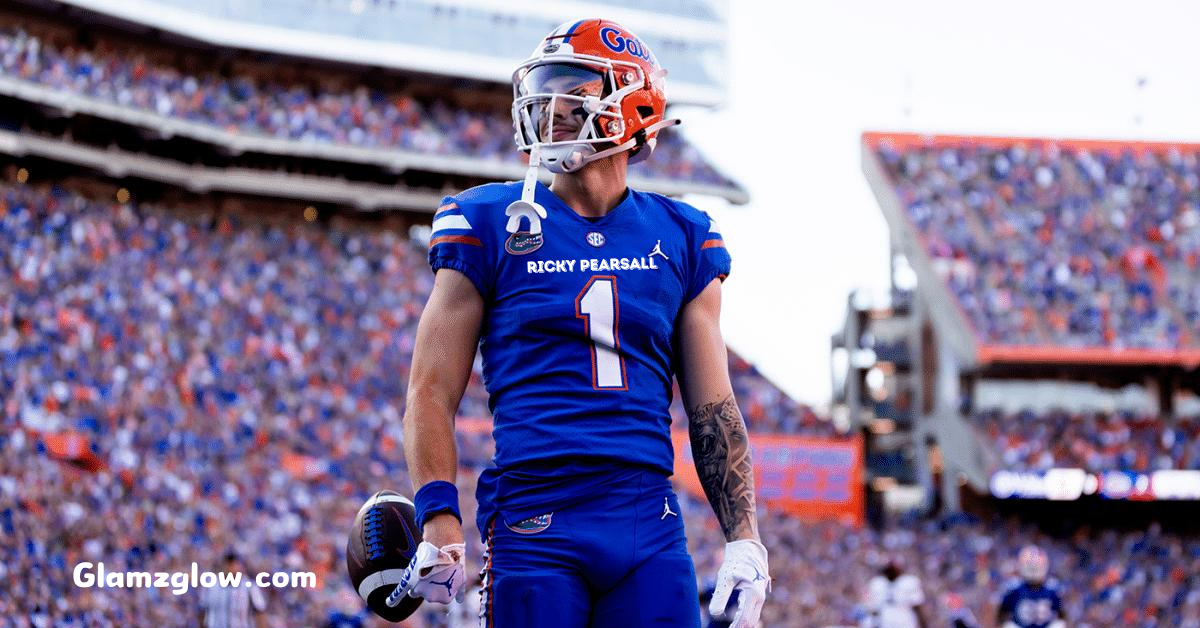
[198,551,267,628]
[863,556,928,628]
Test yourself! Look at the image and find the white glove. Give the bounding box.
[709,539,771,628]
[387,541,466,606]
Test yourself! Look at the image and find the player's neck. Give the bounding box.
[550,153,629,219]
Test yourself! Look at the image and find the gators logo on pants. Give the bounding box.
[506,513,553,534]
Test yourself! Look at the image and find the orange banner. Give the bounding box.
[977,344,1200,368]
[672,431,864,526]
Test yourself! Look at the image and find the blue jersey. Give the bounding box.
[998,581,1063,628]
[427,181,731,535]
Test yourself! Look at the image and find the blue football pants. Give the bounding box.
[479,474,700,628]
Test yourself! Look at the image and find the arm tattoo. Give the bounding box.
[688,395,759,541]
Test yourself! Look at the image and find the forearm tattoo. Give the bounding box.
[688,395,759,541]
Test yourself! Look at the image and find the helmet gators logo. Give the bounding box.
[599,26,654,63]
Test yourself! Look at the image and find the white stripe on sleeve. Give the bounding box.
[432,215,473,234]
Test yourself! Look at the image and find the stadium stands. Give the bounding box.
[748,507,1200,628]
[975,409,1200,473]
[5,179,1196,627]
[872,135,1200,353]
[0,23,735,189]
[864,133,1200,488]
[76,0,723,89]
[1,180,827,627]
[728,352,842,436]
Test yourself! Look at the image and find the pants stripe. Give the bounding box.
[480,520,496,628]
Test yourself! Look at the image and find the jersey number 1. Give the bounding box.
[575,276,628,390]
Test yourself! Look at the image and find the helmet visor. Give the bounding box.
[515,63,615,145]
[517,62,606,100]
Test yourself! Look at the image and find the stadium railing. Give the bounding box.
[0,128,444,211]
[861,138,980,367]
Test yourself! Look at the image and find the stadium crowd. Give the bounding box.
[752,507,1200,628]
[975,408,1200,474]
[0,24,733,188]
[727,352,841,436]
[0,180,829,627]
[876,140,1200,349]
[3,179,1197,627]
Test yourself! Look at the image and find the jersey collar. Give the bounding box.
[535,181,638,226]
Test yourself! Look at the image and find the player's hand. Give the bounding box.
[422,512,465,551]
[386,514,466,606]
[709,539,771,628]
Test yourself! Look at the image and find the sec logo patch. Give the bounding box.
[586,232,606,247]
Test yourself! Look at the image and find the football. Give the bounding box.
[346,490,424,622]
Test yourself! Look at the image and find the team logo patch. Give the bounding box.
[586,231,606,247]
[507,513,553,534]
[505,231,544,255]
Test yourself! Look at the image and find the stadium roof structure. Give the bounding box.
[0,128,445,211]
[862,131,1200,372]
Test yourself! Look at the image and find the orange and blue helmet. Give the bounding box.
[512,19,678,173]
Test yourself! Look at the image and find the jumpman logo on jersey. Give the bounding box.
[660,496,677,519]
[649,240,669,260]
[431,572,456,597]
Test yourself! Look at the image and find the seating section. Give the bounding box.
[975,408,1200,473]
[0,181,831,626]
[0,25,736,188]
[752,509,1200,628]
[875,139,1200,349]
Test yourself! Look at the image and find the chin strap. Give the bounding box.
[643,117,682,136]
[505,143,548,235]
[583,136,639,164]
[589,117,681,166]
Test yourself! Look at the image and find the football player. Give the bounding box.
[863,557,928,628]
[996,546,1066,628]
[386,18,770,628]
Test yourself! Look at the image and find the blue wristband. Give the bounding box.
[414,481,461,527]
